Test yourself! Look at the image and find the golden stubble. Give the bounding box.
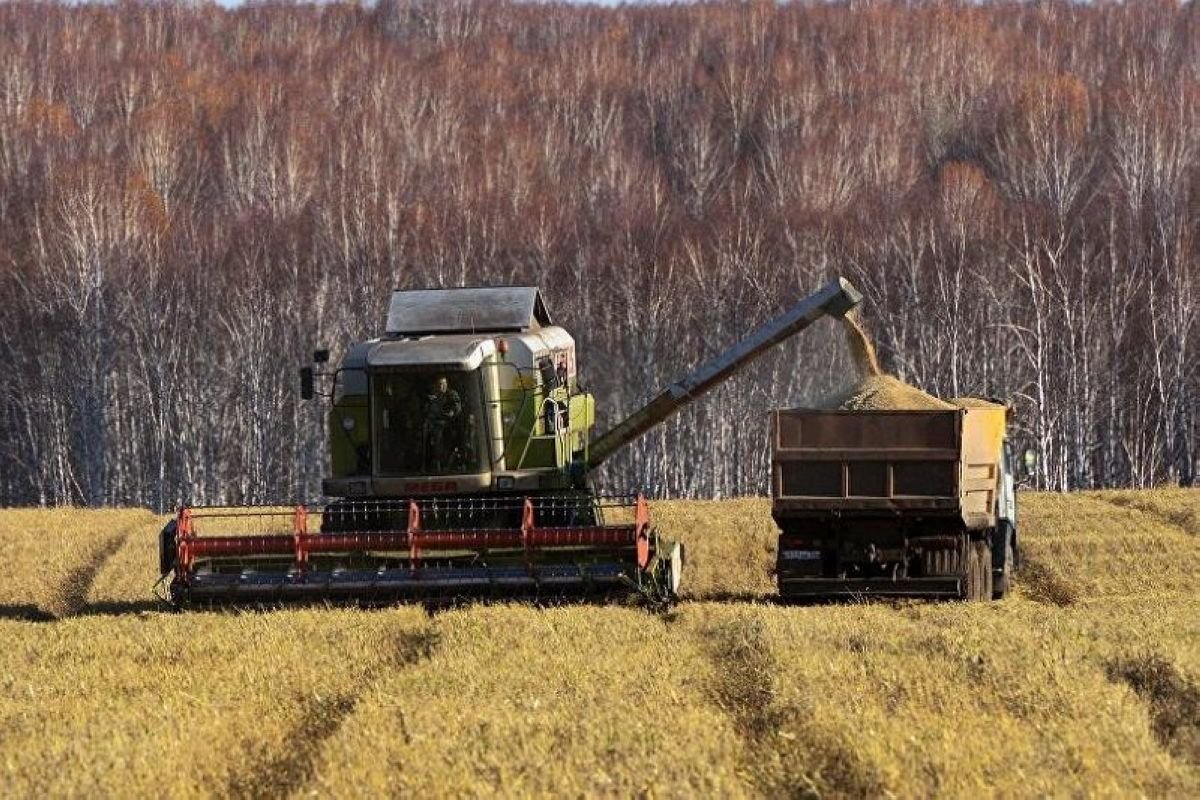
[0,490,1196,797]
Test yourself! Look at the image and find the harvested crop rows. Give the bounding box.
[1,493,1197,797]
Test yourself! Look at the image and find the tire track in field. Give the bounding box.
[1094,495,1200,539]
[1016,556,1079,607]
[1017,497,1199,608]
[1106,654,1200,767]
[48,527,135,619]
[693,612,884,798]
[226,624,440,800]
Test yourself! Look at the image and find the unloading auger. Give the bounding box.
[158,278,862,606]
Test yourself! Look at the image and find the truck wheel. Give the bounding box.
[962,539,993,602]
[922,547,961,577]
[993,534,1014,600]
[978,539,994,600]
[961,540,978,601]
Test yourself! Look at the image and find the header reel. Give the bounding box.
[159,494,682,608]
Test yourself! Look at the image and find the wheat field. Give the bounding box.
[0,492,1197,798]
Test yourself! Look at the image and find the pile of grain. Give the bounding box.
[832,374,955,411]
[831,313,954,411]
[950,397,1005,409]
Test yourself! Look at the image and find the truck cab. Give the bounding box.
[992,438,1019,596]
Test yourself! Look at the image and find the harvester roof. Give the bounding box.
[386,286,552,336]
[367,334,495,370]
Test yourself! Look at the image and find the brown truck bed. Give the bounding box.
[770,407,1006,531]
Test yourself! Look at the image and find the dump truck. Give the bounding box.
[771,403,1017,600]
[159,277,863,606]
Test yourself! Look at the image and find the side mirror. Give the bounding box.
[313,349,330,364]
[300,366,315,400]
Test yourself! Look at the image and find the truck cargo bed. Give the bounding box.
[770,407,1006,530]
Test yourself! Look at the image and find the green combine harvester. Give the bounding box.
[159,278,862,605]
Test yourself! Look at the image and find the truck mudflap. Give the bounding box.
[778,576,962,599]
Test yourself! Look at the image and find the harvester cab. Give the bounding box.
[159,278,862,607]
[320,287,594,500]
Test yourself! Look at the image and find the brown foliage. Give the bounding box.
[0,1,1195,507]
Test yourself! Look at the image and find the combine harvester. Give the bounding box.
[159,278,863,605]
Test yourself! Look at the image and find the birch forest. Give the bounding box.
[0,1,1195,508]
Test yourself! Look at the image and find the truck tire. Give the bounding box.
[963,539,993,601]
[922,546,961,577]
[993,532,1014,600]
[960,539,977,601]
[977,539,994,600]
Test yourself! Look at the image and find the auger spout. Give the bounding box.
[585,277,863,471]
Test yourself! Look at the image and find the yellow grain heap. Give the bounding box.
[951,397,1005,409]
[833,374,955,411]
[833,315,953,410]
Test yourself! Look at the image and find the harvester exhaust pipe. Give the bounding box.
[585,277,863,471]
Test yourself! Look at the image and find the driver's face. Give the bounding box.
[436,378,448,393]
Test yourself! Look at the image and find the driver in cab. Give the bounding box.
[425,375,464,470]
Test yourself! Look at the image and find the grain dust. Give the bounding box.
[832,313,952,411]
[831,374,954,411]
[841,310,881,377]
